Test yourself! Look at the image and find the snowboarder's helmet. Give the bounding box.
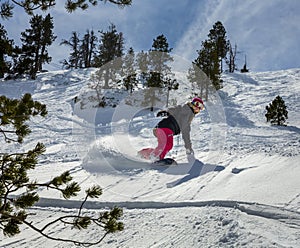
[191,97,204,110]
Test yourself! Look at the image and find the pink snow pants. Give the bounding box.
[139,128,174,160]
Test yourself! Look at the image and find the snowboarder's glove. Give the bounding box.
[186,148,194,155]
[157,110,169,117]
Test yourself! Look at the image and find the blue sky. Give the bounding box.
[2,0,300,72]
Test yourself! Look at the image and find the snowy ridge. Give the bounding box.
[36,197,300,224]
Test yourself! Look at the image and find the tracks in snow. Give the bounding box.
[35,198,300,227]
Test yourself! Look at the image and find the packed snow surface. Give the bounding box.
[0,68,299,247]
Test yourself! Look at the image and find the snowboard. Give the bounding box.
[138,148,177,166]
[153,158,177,166]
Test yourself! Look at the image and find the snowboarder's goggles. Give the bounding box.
[192,100,205,110]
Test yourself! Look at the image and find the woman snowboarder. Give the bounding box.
[138,97,205,162]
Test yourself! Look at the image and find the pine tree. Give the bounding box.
[80,29,97,68]
[0,94,124,245]
[265,95,288,126]
[193,39,221,90]
[15,14,56,79]
[0,24,14,78]
[60,31,81,69]
[38,14,56,71]
[136,50,149,84]
[0,0,132,19]
[94,23,124,88]
[146,34,178,107]
[94,23,124,67]
[208,21,229,72]
[147,34,173,88]
[61,30,98,69]
[191,22,229,91]
[122,47,138,93]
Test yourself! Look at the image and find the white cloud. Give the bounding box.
[175,0,300,71]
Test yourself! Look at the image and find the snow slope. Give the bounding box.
[0,68,300,247]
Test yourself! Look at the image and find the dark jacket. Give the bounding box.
[156,104,195,150]
[156,114,181,135]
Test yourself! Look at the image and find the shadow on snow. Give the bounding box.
[165,159,225,188]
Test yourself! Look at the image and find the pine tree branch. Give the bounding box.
[21,214,111,246]
[1,197,117,246]
[11,0,54,12]
[0,128,18,143]
[107,0,132,6]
